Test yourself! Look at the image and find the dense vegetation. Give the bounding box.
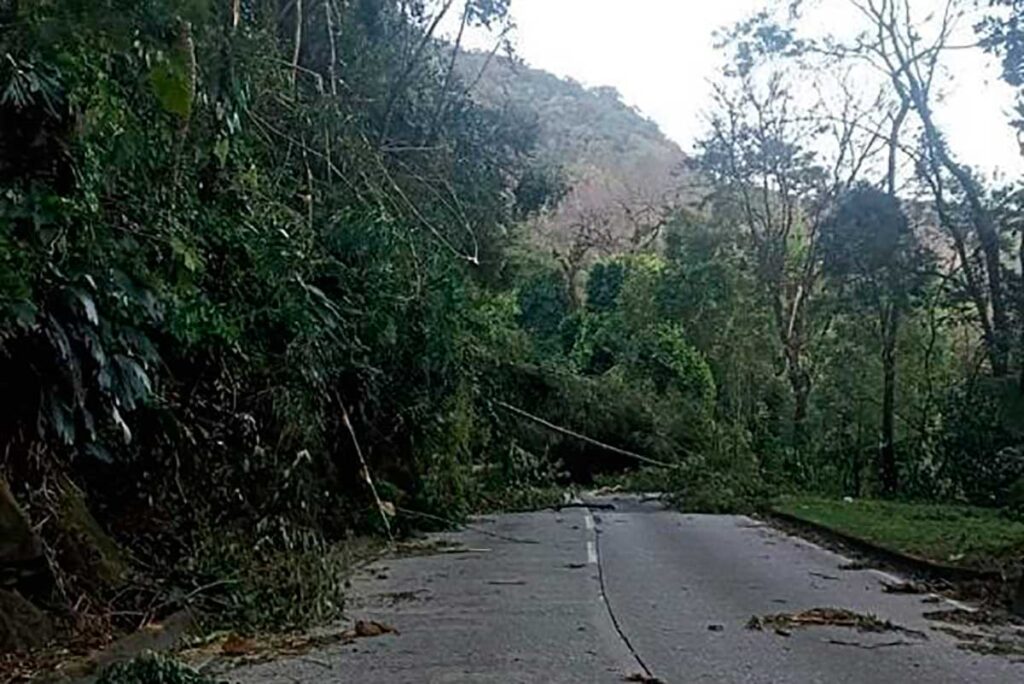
[0,0,559,647]
[2,0,1024,666]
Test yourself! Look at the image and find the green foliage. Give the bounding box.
[148,36,195,120]
[585,260,626,313]
[498,251,721,484]
[0,0,559,633]
[474,441,568,512]
[186,530,361,631]
[774,496,1024,570]
[4,0,1024,649]
[937,378,1024,506]
[97,654,221,684]
[517,266,571,342]
[669,462,769,514]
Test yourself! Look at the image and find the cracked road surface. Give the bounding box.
[232,496,1022,683]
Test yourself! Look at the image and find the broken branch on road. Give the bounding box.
[746,607,927,639]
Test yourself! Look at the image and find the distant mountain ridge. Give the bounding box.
[457,51,685,182]
[457,51,689,275]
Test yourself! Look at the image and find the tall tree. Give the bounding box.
[822,185,928,493]
[777,0,1015,376]
[692,69,881,445]
[978,0,1024,392]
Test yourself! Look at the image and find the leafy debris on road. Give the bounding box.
[881,577,954,595]
[930,624,987,642]
[880,580,926,594]
[220,634,259,656]
[922,607,1024,659]
[746,607,926,639]
[923,608,1019,627]
[344,620,399,639]
[931,621,1024,659]
[376,589,430,605]
[176,619,398,671]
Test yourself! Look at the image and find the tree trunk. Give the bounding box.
[887,100,910,196]
[1019,229,1024,394]
[915,97,1011,376]
[556,258,582,312]
[788,360,810,452]
[879,304,900,495]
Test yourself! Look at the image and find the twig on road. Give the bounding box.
[826,638,918,650]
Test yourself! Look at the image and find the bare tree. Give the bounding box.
[822,0,1014,376]
[693,69,883,444]
[531,167,677,308]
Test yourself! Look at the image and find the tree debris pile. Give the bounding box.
[746,607,923,639]
[925,608,1024,658]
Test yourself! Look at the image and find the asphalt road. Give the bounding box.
[232,496,1024,683]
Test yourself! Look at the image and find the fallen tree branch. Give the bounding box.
[291,0,303,89]
[493,400,676,469]
[341,402,394,545]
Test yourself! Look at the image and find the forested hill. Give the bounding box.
[457,51,685,176]
[457,52,689,300]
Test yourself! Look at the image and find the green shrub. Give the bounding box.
[937,379,1024,506]
[97,654,220,684]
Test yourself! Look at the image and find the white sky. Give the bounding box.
[447,0,1024,179]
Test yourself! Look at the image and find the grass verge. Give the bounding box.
[773,496,1024,571]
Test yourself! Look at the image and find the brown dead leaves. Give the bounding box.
[747,607,925,639]
[344,620,398,639]
[176,618,399,669]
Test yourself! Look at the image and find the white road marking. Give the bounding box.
[587,540,598,565]
[584,513,595,531]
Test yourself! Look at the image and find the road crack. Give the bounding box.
[589,508,664,684]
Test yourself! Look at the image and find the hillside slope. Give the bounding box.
[458,52,684,175]
[457,52,690,286]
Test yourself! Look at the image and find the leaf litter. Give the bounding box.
[746,607,927,640]
[177,619,399,671]
[924,608,1024,660]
